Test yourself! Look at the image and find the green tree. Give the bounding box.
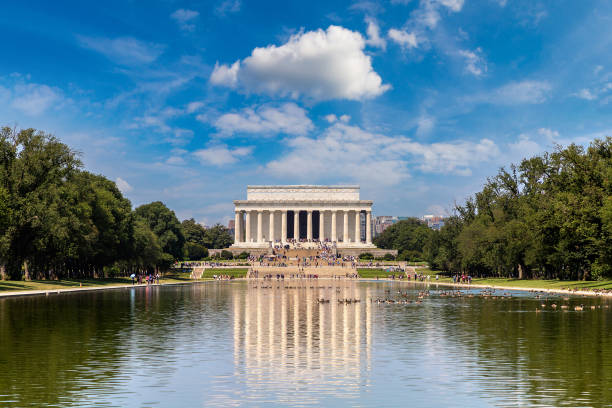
[181,218,209,260]
[374,218,432,261]
[204,224,233,249]
[134,201,185,263]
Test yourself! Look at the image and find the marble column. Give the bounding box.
[307,210,312,241]
[245,211,252,242]
[281,210,287,242]
[343,210,349,242]
[257,210,263,242]
[366,210,372,244]
[355,211,361,243]
[319,211,324,241]
[269,211,275,243]
[294,211,299,240]
[331,210,337,242]
[234,210,241,243]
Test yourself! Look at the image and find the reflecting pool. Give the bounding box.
[1,281,611,407]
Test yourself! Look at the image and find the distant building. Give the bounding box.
[228,219,235,237]
[421,214,445,230]
[373,216,399,236]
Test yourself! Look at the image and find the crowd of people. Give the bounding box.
[452,274,473,284]
[212,274,235,280]
[130,273,160,285]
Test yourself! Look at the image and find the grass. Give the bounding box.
[357,268,403,278]
[200,268,249,279]
[0,271,205,293]
[467,277,612,291]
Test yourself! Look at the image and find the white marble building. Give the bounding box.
[231,185,376,249]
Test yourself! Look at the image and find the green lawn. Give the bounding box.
[0,271,202,293]
[467,278,612,290]
[357,268,403,278]
[201,268,249,279]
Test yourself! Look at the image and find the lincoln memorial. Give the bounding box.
[231,185,383,254]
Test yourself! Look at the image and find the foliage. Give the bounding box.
[0,126,210,280]
[359,252,374,260]
[203,224,233,249]
[426,138,612,280]
[237,251,250,259]
[219,250,234,260]
[374,218,432,261]
[134,201,185,260]
[383,253,396,261]
[181,218,209,260]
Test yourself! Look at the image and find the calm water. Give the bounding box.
[1,281,612,407]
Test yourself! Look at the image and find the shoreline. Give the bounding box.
[361,278,612,297]
[2,277,612,299]
[0,279,219,299]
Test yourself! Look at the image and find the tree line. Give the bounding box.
[375,137,612,280]
[0,127,232,281]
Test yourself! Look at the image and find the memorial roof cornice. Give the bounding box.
[233,199,373,205]
[247,185,359,189]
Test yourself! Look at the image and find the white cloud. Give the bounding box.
[468,80,551,105]
[537,127,559,142]
[388,28,418,49]
[412,0,465,30]
[324,114,338,123]
[171,9,199,32]
[324,113,350,123]
[193,145,252,166]
[493,80,551,104]
[574,88,597,100]
[594,65,604,75]
[186,101,204,113]
[11,83,62,115]
[458,48,487,76]
[438,0,464,11]
[77,36,165,65]
[365,19,386,50]
[507,134,541,161]
[210,61,239,88]
[216,0,241,16]
[210,25,390,101]
[115,177,133,193]
[213,103,314,136]
[416,114,435,135]
[166,155,186,165]
[266,123,500,186]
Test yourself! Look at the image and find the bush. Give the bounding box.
[359,252,374,260]
[220,250,234,260]
[383,253,396,261]
[237,251,250,259]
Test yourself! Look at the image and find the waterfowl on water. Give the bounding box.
[574,305,584,311]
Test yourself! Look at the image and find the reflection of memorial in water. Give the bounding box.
[232,282,373,400]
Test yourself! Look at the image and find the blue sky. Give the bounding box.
[1,0,611,225]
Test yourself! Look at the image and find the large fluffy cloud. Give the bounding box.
[210,26,390,101]
[212,103,314,136]
[266,123,500,186]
